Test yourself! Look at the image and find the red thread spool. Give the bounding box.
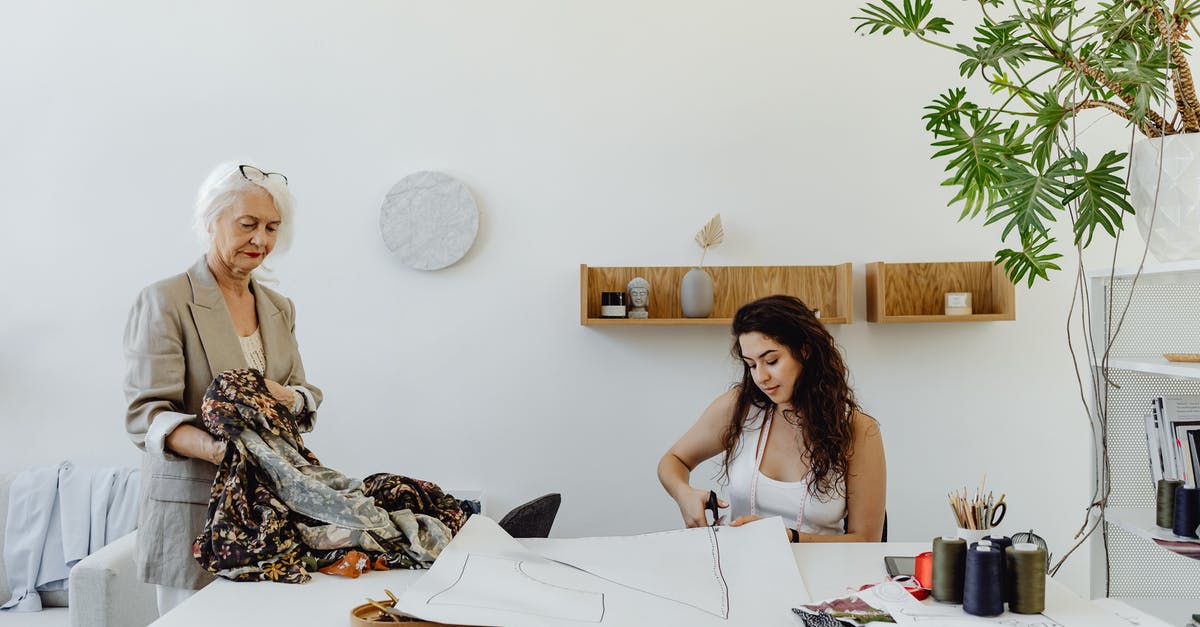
[914,551,934,589]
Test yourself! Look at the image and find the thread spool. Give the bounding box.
[984,534,1012,553]
[1158,479,1185,528]
[1006,543,1046,614]
[932,536,966,603]
[963,544,1005,617]
[914,551,933,589]
[1172,486,1200,538]
[984,535,1013,601]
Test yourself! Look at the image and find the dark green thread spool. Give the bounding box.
[932,536,967,603]
[1158,479,1184,528]
[1006,543,1046,614]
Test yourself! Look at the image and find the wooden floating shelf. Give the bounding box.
[581,264,853,326]
[866,261,1016,323]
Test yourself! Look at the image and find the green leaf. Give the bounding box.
[984,156,1072,241]
[1061,149,1135,246]
[1019,0,1080,35]
[929,112,1020,219]
[1029,92,1072,169]
[956,22,1041,78]
[852,0,952,37]
[1178,1,1200,22]
[1100,42,1169,122]
[995,233,1063,287]
[922,88,977,135]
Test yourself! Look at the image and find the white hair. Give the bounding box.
[191,160,296,257]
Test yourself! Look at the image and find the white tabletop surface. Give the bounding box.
[150,541,1167,626]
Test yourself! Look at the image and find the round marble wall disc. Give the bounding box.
[379,171,479,271]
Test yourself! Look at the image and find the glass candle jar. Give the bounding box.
[600,292,627,318]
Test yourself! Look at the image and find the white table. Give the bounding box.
[150,541,1166,626]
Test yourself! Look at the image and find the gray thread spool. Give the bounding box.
[932,536,967,603]
[1006,542,1047,614]
[1158,479,1184,528]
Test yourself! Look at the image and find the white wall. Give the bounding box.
[0,0,1153,595]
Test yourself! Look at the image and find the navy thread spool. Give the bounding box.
[983,534,1012,552]
[1006,542,1046,614]
[1173,486,1200,538]
[1158,479,1184,528]
[932,536,967,603]
[963,544,1005,617]
[984,535,1013,601]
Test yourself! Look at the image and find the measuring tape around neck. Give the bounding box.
[749,409,810,538]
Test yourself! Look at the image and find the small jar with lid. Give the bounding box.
[600,292,627,318]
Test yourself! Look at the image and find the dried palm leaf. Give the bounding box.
[694,213,724,267]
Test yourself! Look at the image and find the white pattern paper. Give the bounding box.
[396,515,808,626]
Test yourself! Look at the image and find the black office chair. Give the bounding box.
[498,493,562,538]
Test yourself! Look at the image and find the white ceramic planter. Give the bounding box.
[1130,134,1200,261]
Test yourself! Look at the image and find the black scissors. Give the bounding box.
[705,490,720,526]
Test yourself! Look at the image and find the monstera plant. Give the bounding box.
[854,0,1200,285]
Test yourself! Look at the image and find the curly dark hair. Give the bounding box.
[721,295,858,498]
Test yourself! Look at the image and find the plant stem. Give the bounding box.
[1151,5,1200,131]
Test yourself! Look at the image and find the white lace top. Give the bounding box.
[239,328,266,373]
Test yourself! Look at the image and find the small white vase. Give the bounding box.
[1129,134,1200,261]
[680,267,714,318]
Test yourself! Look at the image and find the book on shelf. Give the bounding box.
[1146,412,1166,483]
[1191,429,1200,488]
[1146,395,1200,488]
[1177,423,1200,487]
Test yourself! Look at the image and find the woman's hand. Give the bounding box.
[730,515,795,541]
[676,488,727,528]
[264,379,299,409]
[203,437,227,465]
[165,423,227,465]
[729,515,763,527]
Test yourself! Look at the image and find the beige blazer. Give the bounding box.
[123,256,322,588]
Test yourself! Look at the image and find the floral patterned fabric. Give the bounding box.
[192,369,466,583]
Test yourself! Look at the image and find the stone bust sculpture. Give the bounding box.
[627,277,650,319]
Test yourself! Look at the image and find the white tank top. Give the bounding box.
[727,408,847,535]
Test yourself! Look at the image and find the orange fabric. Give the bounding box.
[318,550,370,578]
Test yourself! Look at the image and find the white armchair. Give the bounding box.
[68,530,157,627]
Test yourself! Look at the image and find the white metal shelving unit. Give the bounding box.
[1086,260,1200,625]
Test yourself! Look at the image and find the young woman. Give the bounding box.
[658,295,886,542]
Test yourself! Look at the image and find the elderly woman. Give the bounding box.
[123,161,322,614]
